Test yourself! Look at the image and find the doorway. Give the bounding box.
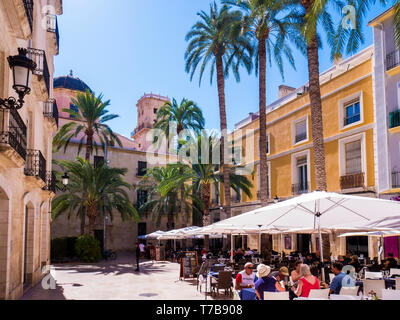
[297,234,311,255]
[0,187,9,299]
[346,236,368,257]
[94,230,104,255]
[23,203,35,286]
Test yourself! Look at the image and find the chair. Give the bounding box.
[211,271,233,297]
[212,265,225,272]
[390,268,400,277]
[365,271,382,279]
[330,294,362,300]
[363,279,385,299]
[308,289,330,299]
[196,261,210,292]
[382,289,400,300]
[329,273,335,283]
[264,291,289,300]
[396,278,400,290]
[339,286,359,296]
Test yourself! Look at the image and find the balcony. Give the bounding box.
[23,0,34,32]
[0,109,27,167]
[27,48,50,99]
[43,99,59,128]
[340,172,365,190]
[386,50,400,76]
[46,14,60,54]
[24,150,47,184]
[42,172,57,194]
[392,171,400,189]
[389,110,400,133]
[292,182,309,195]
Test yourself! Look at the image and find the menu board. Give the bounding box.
[179,251,198,280]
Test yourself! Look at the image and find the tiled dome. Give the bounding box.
[54,72,92,92]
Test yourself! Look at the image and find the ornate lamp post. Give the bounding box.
[61,172,69,191]
[0,48,36,110]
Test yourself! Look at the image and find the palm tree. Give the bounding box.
[53,89,122,234]
[224,0,298,206]
[159,133,253,249]
[52,157,138,237]
[153,98,204,227]
[137,165,200,230]
[185,2,253,218]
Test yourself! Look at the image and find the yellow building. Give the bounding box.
[211,46,378,257]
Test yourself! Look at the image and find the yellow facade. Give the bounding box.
[216,46,376,210]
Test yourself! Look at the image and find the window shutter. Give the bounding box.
[345,140,362,174]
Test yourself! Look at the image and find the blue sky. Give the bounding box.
[55,0,391,138]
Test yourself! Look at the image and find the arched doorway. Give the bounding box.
[0,186,10,299]
[23,202,35,287]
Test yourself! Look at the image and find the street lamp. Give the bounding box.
[0,48,36,110]
[61,172,69,191]
[273,195,279,204]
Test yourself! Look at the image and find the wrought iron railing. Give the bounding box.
[43,99,59,127]
[43,171,57,193]
[25,149,47,183]
[387,50,400,71]
[340,172,364,189]
[392,171,400,188]
[389,109,400,129]
[27,48,50,96]
[0,109,27,160]
[292,182,309,195]
[295,132,307,143]
[23,0,34,32]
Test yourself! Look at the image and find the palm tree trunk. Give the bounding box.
[258,37,268,206]
[201,183,211,250]
[87,205,97,237]
[307,31,327,191]
[216,56,232,218]
[81,134,94,235]
[302,0,327,192]
[177,138,187,228]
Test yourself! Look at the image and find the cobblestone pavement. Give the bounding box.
[21,251,230,300]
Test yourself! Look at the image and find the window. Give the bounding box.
[297,156,308,193]
[69,104,79,118]
[295,119,307,144]
[339,92,363,130]
[344,100,360,126]
[136,190,148,207]
[138,222,147,237]
[137,161,147,176]
[292,150,310,195]
[345,140,362,174]
[94,156,104,168]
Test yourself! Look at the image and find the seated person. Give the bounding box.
[322,262,353,294]
[245,248,254,256]
[349,255,361,273]
[343,253,352,265]
[234,262,255,291]
[338,255,346,265]
[303,254,313,265]
[291,260,303,285]
[291,264,320,298]
[269,266,290,284]
[254,264,285,300]
[234,248,244,263]
[382,252,398,271]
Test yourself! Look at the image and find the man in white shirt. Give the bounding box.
[139,242,145,258]
[235,262,256,290]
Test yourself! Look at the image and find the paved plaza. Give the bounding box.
[21,252,223,300]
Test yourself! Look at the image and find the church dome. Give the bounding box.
[54,71,92,92]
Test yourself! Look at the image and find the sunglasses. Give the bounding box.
[246,266,253,269]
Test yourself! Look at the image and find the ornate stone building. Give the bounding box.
[0,0,62,299]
